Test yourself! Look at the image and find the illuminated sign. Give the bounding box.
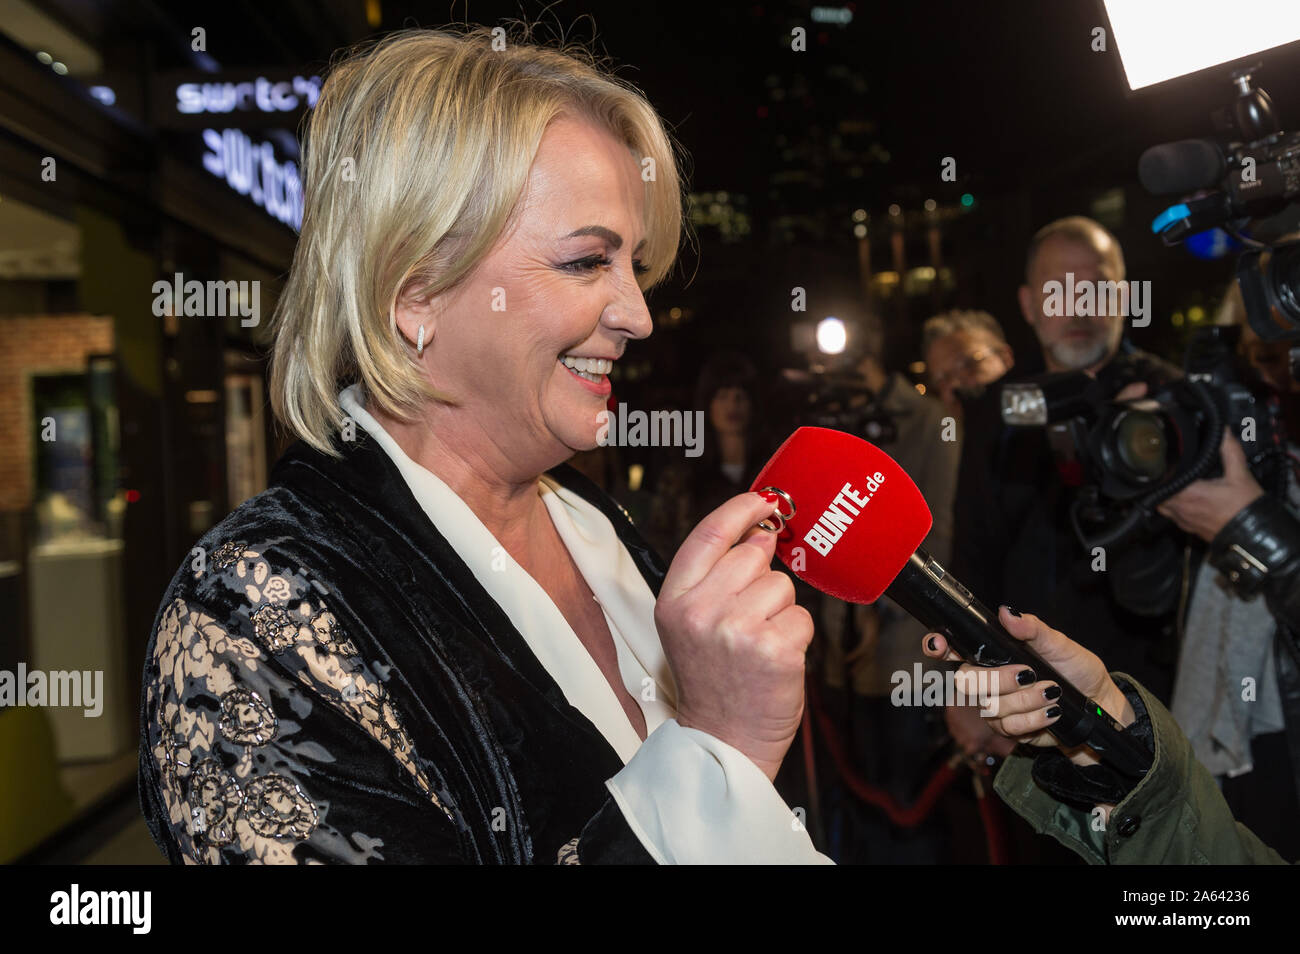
[202,128,303,230]
[811,6,853,24]
[176,75,320,115]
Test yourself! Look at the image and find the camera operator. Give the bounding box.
[1151,288,1300,858]
[951,215,1182,761]
[920,608,1291,864]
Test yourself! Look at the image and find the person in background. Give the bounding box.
[815,311,960,863]
[921,309,1015,420]
[1153,282,1300,859]
[944,217,1180,863]
[644,352,771,558]
[1235,292,1300,437]
[952,216,1181,708]
[921,309,1019,767]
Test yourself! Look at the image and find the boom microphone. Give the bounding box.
[751,427,1152,778]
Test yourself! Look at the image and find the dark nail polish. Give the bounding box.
[1046,706,1062,719]
[1044,685,1062,701]
[1006,605,1022,618]
[1016,668,1036,686]
[926,636,938,652]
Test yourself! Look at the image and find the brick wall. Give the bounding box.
[0,315,115,512]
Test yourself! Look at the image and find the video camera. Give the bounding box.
[777,368,900,446]
[1002,325,1288,551]
[1141,66,1300,361]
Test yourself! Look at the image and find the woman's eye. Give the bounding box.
[563,255,611,272]
[561,255,650,276]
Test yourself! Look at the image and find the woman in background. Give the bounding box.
[645,352,771,558]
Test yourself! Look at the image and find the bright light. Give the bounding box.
[853,223,867,238]
[89,86,116,106]
[852,208,867,222]
[36,51,52,65]
[52,62,68,75]
[924,198,937,212]
[960,193,974,208]
[1103,0,1300,90]
[816,317,847,355]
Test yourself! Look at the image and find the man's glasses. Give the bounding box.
[932,349,992,392]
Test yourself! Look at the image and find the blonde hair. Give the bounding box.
[270,24,688,455]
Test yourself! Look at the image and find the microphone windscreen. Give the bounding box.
[1138,139,1225,195]
[749,427,932,603]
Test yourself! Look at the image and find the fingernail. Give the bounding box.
[926,635,938,652]
[1005,605,1022,618]
[1045,706,1062,719]
[1043,685,1062,701]
[1016,668,1036,686]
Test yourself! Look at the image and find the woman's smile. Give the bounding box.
[559,353,615,395]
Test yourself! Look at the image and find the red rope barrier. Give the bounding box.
[805,677,1010,863]
[972,768,1010,865]
[806,678,961,827]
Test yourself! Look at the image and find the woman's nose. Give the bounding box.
[604,283,653,340]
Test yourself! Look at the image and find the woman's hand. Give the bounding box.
[655,492,814,781]
[922,607,1135,766]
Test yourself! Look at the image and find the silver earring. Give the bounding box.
[416,326,425,357]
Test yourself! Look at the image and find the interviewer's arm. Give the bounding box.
[924,608,1291,864]
[993,677,1290,864]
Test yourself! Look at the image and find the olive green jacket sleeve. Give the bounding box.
[992,674,1291,864]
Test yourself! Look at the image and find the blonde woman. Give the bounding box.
[138,26,824,865]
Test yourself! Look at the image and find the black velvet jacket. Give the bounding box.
[138,430,663,863]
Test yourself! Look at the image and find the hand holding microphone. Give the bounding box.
[748,427,1153,779]
[923,606,1136,766]
[655,492,814,782]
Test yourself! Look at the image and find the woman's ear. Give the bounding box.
[393,281,440,354]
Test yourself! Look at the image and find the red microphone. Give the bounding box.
[751,427,1151,778]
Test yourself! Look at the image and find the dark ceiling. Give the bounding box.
[52,0,1300,206]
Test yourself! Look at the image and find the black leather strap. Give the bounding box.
[1209,495,1300,594]
[1027,680,1154,810]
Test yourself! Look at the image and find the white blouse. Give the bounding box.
[339,386,831,864]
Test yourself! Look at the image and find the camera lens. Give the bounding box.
[1268,242,1300,325]
[1112,410,1168,482]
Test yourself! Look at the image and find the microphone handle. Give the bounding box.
[884,550,1151,779]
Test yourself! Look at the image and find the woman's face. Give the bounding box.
[402,115,654,475]
[709,386,751,437]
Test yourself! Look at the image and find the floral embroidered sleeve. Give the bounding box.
[141,541,463,864]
